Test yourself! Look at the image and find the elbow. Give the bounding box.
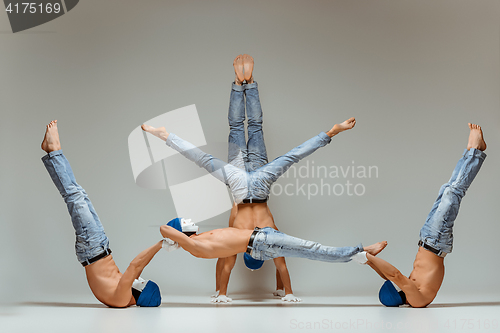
[160,225,169,237]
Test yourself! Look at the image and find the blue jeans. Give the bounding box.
[419,148,486,255]
[227,82,268,172]
[250,227,364,262]
[165,82,332,203]
[42,150,110,265]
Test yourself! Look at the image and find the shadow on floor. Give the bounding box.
[16,300,500,309]
[19,302,108,309]
[428,302,500,308]
[161,302,381,308]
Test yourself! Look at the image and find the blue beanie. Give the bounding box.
[136,281,162,307]
[243,253,264,270]
[379,280,405,307]
[167,217,182,232]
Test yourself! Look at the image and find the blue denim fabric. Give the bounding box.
[419,148,486,255]
[165,82,332,204]
[228,82,268,172]
[42,150,110,265]
[250,227,363,262]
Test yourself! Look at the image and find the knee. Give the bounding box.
[63,188,85,204]
[444,184,465,200]
[247,115,262,128]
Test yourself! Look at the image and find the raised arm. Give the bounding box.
[114,241,163,306]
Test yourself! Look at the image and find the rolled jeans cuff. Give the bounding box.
[243,81,258,90]
[165,133,176,147]
[231,82,246,92]
[41,149,64,162]
[356,243,364,253]
[464,148,487,160]
[318,131,332,145]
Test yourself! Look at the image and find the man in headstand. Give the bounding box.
[141,55,356,302]
[41,120,163,308]
[213,54,297,303]
[366,123,487,308]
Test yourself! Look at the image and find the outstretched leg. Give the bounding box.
[251,228,386,263]
[42,121,109,265]
[254,118,356,188]
[142,125,249,202]
[419,124,487,255]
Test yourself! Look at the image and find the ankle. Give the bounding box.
[234,75,243,86]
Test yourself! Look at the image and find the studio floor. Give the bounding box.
[2,294,499,333]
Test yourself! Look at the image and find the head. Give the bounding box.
[167,217,199,235]
[132,278,162,307]
[243,253,264,271]
[379,280,406,307]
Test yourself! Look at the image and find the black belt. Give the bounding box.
[246,228,261,254]
[242,197,268,204]
[82,248,112,267]
[418,240,446,258]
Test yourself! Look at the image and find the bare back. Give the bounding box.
[84,255,133,307]
[187,228,253,259]
[406,247,445,307]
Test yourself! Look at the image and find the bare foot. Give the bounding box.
[243,54,254,83]
[364,241,387,256]
[141,124,169,141]
[326,117,356,137]
[41,120,61,153]
[233,55,244,85]
[467,123,487,151]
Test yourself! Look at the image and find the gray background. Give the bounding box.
[1,0,498,303]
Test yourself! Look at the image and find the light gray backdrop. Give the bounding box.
[1,0,499,303]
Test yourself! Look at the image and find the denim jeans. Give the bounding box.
[165,82,332,204]
[42,150,110,265]
[419,148,486,255]
[250,227,364,262]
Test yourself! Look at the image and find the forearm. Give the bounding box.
[219,256,236,295]
[276,269,283,290]
[366,253,400,280]
[218,271,231,296]
[215,258,225,291]
[129,241,163,276]
[273,257,293,295]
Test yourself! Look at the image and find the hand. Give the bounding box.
[282,294,302,303]
[211,295,232,303]
[273,289,285,297]
[211,290,220,298]
[162,238,179,252]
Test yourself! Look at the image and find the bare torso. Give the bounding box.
[187,228,254,259]
[407,247,445,307]
[233,202,277,229]
[84,255,134,307]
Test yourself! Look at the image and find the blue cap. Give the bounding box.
[243,253,264,270]
[379,280,405,307]
[167,217,182,232]
[136,281,162,307]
